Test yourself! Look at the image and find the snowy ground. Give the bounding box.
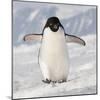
[13,34,97,99]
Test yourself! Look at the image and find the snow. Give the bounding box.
[27,10,39,22]
[77,16,85,33]
[13,34,97,99]
[55,4,94,19]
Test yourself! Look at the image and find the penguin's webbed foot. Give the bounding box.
[58,79,66,83]
[42,78,51,84]
[42,79,67,84]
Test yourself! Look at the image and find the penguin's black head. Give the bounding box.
[44,17,63,32]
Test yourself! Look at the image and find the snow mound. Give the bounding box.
[13,34,97,99]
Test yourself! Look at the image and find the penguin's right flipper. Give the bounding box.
[23,33,43,41]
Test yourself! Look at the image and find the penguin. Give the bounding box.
[23,17,86,84]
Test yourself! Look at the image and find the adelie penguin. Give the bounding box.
[24,17,86,84]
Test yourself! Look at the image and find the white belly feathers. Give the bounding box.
[39,27,69,81]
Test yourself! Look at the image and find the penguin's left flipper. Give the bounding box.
[65,34,86,46]
[23,33,43,41]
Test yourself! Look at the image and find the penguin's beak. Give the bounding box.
[50,24,59,32]
[53,24,58,30]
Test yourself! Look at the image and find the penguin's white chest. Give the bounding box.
[39,27,69,81]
